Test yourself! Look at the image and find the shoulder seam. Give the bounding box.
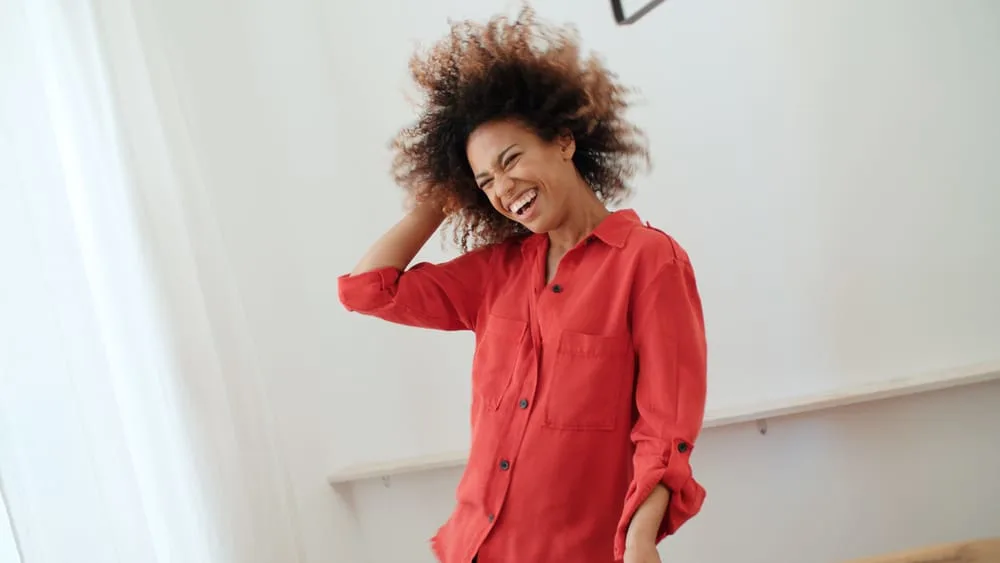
[642,221,687,263]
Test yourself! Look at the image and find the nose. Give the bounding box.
[495,174,516,200]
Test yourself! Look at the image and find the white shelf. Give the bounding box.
[327,360,1000,486]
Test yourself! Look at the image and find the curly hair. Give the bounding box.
[391,7,650,251]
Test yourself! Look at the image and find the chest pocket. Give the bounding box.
[544,330,634,431]
[472,315,527,411]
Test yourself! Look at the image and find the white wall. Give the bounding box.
[139,0,1000,562]
[323,0,1000,425]
[350,380,1000,563]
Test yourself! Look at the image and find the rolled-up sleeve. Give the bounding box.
[337,245,495,331]
[615,254,708,557]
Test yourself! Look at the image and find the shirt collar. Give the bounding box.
[519,208,639,254]
[589,208,639,248]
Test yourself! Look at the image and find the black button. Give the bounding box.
[552,284,563,293]
[487,514,495,523]
[499,459,510,471]
[678,441,689,453]
[586,236,596,244]
[519,398,529,409]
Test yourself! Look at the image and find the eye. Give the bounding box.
[503,153,522,168]
[478,177,493,190]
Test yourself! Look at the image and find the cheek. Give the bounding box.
[515,157,556,186]
[476,187,502,213]
[487,192,507,214]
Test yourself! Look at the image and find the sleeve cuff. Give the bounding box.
[614,438,706,560]
[337,266,401,313]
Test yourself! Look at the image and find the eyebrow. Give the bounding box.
[475,144,518,181]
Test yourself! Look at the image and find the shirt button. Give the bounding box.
[519,398,529,409]
[552,284,563,293]
[586,236,596,244]
[678,441,690,453]
[499,459,510,471]
[488,514,495,523]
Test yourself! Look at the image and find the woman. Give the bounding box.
[338,8,707,563]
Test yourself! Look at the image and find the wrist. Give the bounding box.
[625,524,657,548]
[625,484,669,548]
[407,200,446,224]
[417,199,447,216]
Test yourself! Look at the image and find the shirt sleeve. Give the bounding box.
[337,245,495,331]
[614,253,708,559]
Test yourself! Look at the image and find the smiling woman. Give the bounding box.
[339,6,707,563]
[390,6,649,251]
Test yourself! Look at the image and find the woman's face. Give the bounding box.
[466,119,578,233]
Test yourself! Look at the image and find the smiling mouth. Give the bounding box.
[509,188,538,217]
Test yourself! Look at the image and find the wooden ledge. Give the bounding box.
[843,537,1000,563]
[328,360,1000,486]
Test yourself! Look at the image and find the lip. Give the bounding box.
[517,193,540,223]
[504,187,538,214]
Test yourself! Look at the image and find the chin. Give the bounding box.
[518,215,554,234]
[504,195,553,233]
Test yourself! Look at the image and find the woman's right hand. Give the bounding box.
[409,197,448,222]
[349,198,448,276]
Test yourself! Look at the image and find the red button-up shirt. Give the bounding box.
[338,209,707,563]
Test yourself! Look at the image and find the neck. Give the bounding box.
[547,184,610,253]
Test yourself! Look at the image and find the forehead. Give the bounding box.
[466,119,542,169]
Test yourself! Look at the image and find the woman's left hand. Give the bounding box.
[624,541,662,563]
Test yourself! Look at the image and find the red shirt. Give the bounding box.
[338,209,707,563]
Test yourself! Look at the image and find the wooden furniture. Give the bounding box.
[845,538,1000,563]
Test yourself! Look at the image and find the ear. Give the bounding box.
[556,130,576,161]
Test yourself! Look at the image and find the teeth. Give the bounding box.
[510,189,537,214]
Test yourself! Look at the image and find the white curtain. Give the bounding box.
[0,1,303,562]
